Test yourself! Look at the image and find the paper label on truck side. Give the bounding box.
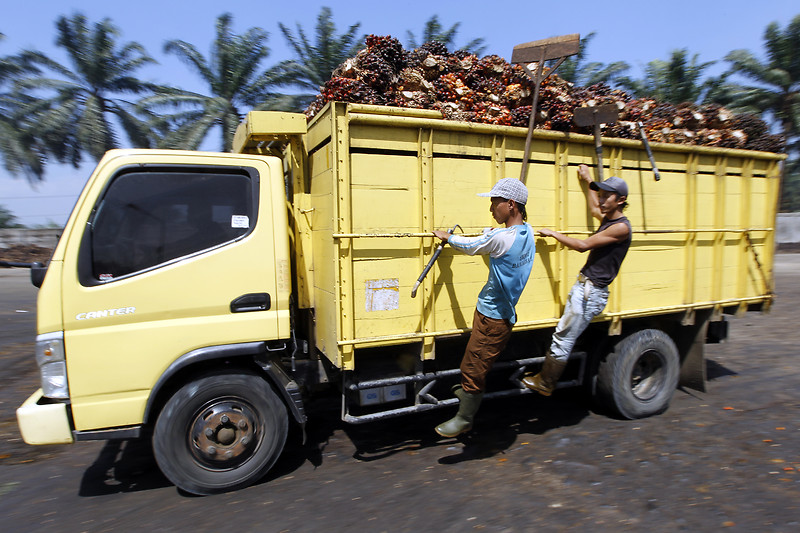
[365,279,399,312]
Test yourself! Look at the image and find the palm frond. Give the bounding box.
[164,40,215,83]
[405,15,484,55]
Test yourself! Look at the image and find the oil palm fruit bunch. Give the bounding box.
[305,36,782,153]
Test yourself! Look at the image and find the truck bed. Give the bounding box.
[238,103,783,370]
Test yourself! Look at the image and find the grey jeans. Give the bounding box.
[550,276,609,362]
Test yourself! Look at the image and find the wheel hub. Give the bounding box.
[630,349,665,401]
[190,400,258,468]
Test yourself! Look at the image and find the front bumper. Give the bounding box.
[16,389,74,445]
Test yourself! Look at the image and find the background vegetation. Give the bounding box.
[1,9,798,227]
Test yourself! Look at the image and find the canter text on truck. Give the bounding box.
[75,307,136,320]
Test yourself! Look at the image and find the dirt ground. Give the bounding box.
[0,244,53,264]
[0,255,798,532]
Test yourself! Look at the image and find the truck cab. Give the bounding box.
[18,148,298,493]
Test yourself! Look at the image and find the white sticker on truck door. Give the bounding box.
[231,215,249,228]
[365,279,399,312]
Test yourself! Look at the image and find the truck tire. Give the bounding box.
[153,371,288,495]
[596,329,679,420]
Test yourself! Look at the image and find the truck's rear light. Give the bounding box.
[35,332,69,399]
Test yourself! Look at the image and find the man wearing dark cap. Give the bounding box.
[523,164,631,396]
[432,177,535,437]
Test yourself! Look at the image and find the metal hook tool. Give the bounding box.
[411,224,462,298]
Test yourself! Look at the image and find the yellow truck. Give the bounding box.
[17,102,783,494]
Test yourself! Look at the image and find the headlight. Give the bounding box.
[35,332,69,399]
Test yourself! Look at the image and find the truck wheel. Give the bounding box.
[153,371,288,495]
[596,329,679,420]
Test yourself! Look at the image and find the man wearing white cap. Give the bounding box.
[431,177,535,437]
[523,164,631,396]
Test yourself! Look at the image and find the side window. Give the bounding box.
[86,169,255,282]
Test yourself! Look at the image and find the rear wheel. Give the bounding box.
[596,329,679,419]
[153,371,288,495]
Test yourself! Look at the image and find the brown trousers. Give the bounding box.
[460,309,513,393]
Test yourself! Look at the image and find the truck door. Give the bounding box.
[59,154,289,431]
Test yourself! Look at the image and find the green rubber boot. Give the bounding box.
[435,388,483,437]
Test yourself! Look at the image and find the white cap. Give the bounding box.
[477,178,528,205]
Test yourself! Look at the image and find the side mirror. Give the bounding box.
[30,262,48,288]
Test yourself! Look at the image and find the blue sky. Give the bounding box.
[2,0,798,225]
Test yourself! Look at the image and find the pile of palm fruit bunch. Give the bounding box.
[304,35,784,153]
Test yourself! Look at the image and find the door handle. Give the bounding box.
[230,293,271,313]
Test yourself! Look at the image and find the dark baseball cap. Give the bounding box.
[590,176,628,197]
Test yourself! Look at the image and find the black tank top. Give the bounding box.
[580,216,632,288]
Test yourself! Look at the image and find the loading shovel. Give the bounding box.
[573,104,619,181]
[512,34,580,184]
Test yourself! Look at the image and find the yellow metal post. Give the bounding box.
[419,127,436,361]
[335,108,355,370]
[759,158,781,312]
[607,145,624,332]
[290,136,315,309]
[711,156,728,319]
[492,134,507,182]
[738,159,754,304]
[556,141,569,313]
[684,153,698,307]
[608,146,623,178]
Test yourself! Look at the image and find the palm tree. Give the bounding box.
[722,15,800,211]
[615,49,719,104]
[557,32,629,87]
[406,15,486,55]
[0,33,24,80]
[0,33,45,180]
[141,13,297,152]
[723,14,800,149]
[0,204,21,228]
[276,7,364,107]
[16,14,161,165]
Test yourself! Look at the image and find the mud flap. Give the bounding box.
[676,311,710,393]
